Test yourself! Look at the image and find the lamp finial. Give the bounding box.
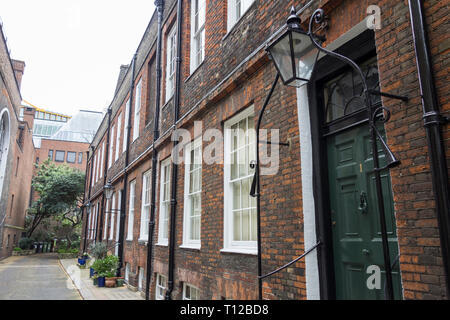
[287,7,301,29]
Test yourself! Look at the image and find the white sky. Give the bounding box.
[0,0,155,116]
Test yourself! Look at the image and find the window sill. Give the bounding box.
[179,244,201,251]
[163,96,173,109]
[138,239,148,245]
[185,60,206,83]
[126,238,133,242]
[220,247,257,256]
[156,241,168,247]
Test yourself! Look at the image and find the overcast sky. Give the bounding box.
[0,0,155,116]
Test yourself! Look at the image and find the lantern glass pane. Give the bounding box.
[292,31,319,84]
[268,32,294,83]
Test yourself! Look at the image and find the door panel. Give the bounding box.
[328,124,402,299]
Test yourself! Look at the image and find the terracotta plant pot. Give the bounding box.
[105,277,116,288]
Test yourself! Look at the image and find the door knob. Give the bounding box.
[362,249,370,255]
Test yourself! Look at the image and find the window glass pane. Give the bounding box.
[67,151,76,163]
[227,109,257,244]
[242,209,250,241]
[48,150,53,160]
[232,182,240,210]
[55,151,65,162]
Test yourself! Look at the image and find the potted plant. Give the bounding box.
[91,255,119,288]
[77,256,86,266]
[88,242,107,279]
[116,277,124,287]
[105,271,117,288]
[91,258,104,286]
[92,274,99,286]
[97,274,106,287]
[103,255,119,287]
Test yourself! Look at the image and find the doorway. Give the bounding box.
[308,30,402,299]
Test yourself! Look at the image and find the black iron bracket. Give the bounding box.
[369,89,409,102]
[259,241,322,280]
[259,140,290,147]
[423,111,449,127]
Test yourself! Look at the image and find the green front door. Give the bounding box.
[327,124,402,299]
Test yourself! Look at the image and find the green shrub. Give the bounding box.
[18,237,34,250]
[13,247,22,252]
[92,255,119,278]
[89,242,108,260]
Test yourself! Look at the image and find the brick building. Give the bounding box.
[0,24,35,259]
[82,0,449,300]
[30,109,103,203]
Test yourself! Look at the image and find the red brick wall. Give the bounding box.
[82,0,450,300]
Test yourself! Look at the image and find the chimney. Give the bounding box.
[11,59,25,90]
[22,106,35,131]
[115,64,129,94]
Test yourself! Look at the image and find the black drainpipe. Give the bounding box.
[409,0,450,298]
[98,108,112,242]
[117,53,138,276]
[165,0,182,300]
[83,147,95,252]
[146,0,165,301]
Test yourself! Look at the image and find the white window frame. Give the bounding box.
[165,25,177,103]
[182,283,200,300]
[103,197,110,240]
[99,142,104,179]
[96,151,101,182]
[156,274,167,300]
[88,207,93,239]
[127,180,136,241]
[157,158,171,246]
[115,113,122,161]
[139,170,151,241]
[181,138,202,249]
[93,203,99,240]
[91,205,96,239]
[125,263,130,283]
[115,191,122,256]
[123,99,130,152]
[109,124,115,168]
[227,0,255,32]
[133,80,142,142]
[92,153,96,186]
[190,0,206,73]
[222,106,257,255]
[109,192,116,240]
[138,267,144,291]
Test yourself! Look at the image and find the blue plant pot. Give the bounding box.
[78,258,86,266]
[90,267,95,278]
[97,276,105,287]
